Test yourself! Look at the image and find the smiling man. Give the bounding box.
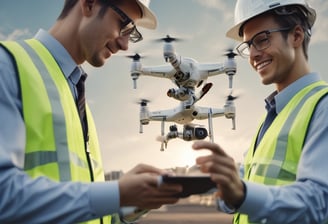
[193,0,328,223]
[0,0,182,223]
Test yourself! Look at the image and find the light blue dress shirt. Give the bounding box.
[0,29,120,223]
[219,73,328,223]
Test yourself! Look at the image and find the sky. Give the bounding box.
[1,0,328,172]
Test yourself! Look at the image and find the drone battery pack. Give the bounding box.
[158,175,217,198]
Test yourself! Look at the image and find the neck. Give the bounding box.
[49,6,84,65]
[276,51,310,92]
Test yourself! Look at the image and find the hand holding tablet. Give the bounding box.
[158,175,217,198]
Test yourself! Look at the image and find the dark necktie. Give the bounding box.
[256,104,277,147]
[76,73,88,142]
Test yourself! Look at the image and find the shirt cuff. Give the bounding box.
[238,181,270,216]
[89,181,120,216]
[216,181,246,214]
[217,199,236,214]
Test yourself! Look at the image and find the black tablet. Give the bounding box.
[158,175,217,198]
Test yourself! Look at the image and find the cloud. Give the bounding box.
[193,0,328,45]
[307,0,328,44]
[0,28,31,41]
[194,0,234,21]
[194,0,232,11]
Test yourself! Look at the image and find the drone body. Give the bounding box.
[129,35,238,151]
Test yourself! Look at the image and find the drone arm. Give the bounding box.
[198,63,226,77]
[138,65,176,80]
[192,106,224,120]
[130,62,175,88]
[147,108,177,122]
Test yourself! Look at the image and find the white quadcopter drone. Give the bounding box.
[128,35,238,151]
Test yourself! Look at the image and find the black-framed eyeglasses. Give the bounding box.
[236,27,292,58]
[107,3,143,43]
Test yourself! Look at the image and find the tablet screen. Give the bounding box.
[159,175,217,198]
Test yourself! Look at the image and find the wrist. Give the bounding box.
[227,181,247,210]
[119,207,149,223]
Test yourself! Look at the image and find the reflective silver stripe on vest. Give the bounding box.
[20,41,72,181]
[91,158,101,170]
[260,85,328,181]
[25,151,89,170]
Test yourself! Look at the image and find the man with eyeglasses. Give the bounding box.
[192,0,328,223]
[0,0,182,223]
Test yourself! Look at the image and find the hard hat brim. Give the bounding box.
[135,0,157,29]
[226,2,316,42]
[226,23,244,42]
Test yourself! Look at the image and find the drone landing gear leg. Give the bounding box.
[160,119,166,151]
[139,122,143,134]
[208,108,214,143]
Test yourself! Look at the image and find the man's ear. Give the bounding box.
[81,0,96,16]
[291,25,305,48]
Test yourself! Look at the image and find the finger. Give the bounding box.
[192,140,227,156]
[197,158,237,178]
[195,154,212,165]
[195,153,223,168]
[195,155,212,173]
[132,163,166,175]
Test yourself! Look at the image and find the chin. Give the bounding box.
[261,77,275,85]
[89,57,106,67]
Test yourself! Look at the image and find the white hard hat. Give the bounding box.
[135,0,157,29]
[226,0,316,41]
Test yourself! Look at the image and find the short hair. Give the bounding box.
[57,0,122,20]
[57,0,78,20]
[239,5,313,60]
[271,5,312,60]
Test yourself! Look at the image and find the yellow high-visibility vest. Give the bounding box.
[1,39,111,224]
[234,81,328,224]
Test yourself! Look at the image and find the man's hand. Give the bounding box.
[192,141,245,209]
[118,164,182,209]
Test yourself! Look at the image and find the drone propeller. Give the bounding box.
[227,94,239,101]
[126,53,145,61]
[225,88,240,101]
[135,98,151,106]
[226,87,244,101]
[223,48,238,59]
[156,34,183,43]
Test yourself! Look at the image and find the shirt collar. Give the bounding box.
[265,73,322,114]
[264,91,277,113]
[34,29,80,82]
